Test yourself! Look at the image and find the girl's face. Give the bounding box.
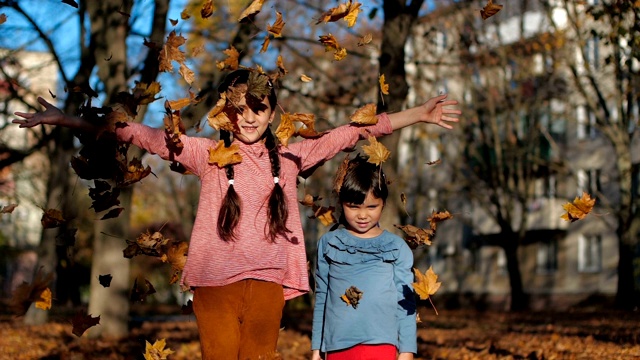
[342,190,384,238]
[234,94,275,144]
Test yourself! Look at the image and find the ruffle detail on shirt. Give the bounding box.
[323,229,399,264]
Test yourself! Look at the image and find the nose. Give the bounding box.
[243,108,256,123]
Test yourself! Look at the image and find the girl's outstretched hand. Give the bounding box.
[420,94,461,129]
[13,96,91,131]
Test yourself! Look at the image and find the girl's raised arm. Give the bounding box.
[13,96,97,133]
[387,94,461,131]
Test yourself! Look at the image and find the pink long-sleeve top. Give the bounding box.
[116,113,392,299]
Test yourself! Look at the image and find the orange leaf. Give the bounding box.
[319,34,340,52]
[362,136,390,165]
[480,0,503,20]
[379,74,389,95]
[349,103,377,125]
[413,266,441,300]
[200,0,213,19]
[561,192,596,222]
[343,1,362,27]
[144,338,175,360]
[357,33,372,46]
[239,0,265,22]
[41,208,65,229]
[299,193,322,207]
[310,205,336,226]
[207,94,238,132]
[158,30,186,72]
[267,11,285,37]
[300,74,313,82]
[275,112,296,146]
[208,142,243,168]
[394,224,433,248]
[216,46,240,71]
[260,35,271,53]
[428,210,453,232]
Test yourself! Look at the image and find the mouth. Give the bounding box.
[242,126,258,133]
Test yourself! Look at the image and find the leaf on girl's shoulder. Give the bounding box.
[561,192,595,222]
[341,285,363,309]
[208,142,243,168]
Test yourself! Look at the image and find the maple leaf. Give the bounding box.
[334,47,348,61]
[216,46,240,71]
[350,103,378,125]
[561,192,596,222]
[394,224,434,248]
[162,241,189,284]
[41,208,65,229]
[159,30,186,72]
[316,1,360,24]
[1,203,17,214]
[428,210,453,232]
[319,34,340,52]
[179,63,195,85]
[101,207,124,220]
[247,71,271,101]
[362,136,390,166]
[341,285,363,309]
[131,277,157,302]
[238,0,265,22]
[144,338,175,360]
[413,266,441,315]
[167,89,201,110]
[120,156,152,187]
[293,113,323,139]
[99,274,112,288]
[333,155,352,193]
[10,267,54,316]
[275,113,296,146]
[89,181,120,213]
[208,142,243,168]
[71,312,101,337]
[379,74,389,95]
[200,0,214,19]
[343,1,362,27]
[207,93,238,132]
[133,81,162,105]
[163,106,185,152]
[358,33,373,46]
[481,0,503,20]
[267,11,285,37]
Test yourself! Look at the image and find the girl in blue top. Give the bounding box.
[311,155,416,360]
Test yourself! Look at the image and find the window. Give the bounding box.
[584,36,600,69]
[578,234,602,273]
[577,106,597,140]
[536,239,558,274]
[434,30,448,55]
[577,168,601,196]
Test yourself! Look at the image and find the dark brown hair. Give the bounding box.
[216,69,290,242]
[337,155,388,226]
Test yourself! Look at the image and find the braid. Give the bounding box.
[264,127,290,242]
[217,130,242,241]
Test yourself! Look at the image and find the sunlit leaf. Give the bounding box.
[144,338,175,360]
[361,136,390,165]
[208,142,243,168]
[349,103,377,125]
[561,192,596,222]
[239,0,265,22]
[379,74,389,95]
[480,0,503,20]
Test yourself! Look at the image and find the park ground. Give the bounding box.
[0,302,639,359]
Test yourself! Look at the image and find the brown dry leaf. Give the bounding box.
[400,193,408,214]
[561,192,596,222]
[340,285,363,309]
[480,0,503,20]
[316,1,360,25]
[239,0,265,22]
[394,224,433,248]
[10,267,54,316]
[333,155,351,193]
[311,205,336,226]
[413,266,441,300]
[267,11,285,37]
[291,113,322,138]
[349,103,377,125]
[275,113,296,146]
[319,34,340,52]
[167,89,200,110]
[358,33,373,46]
[71,312,100,337]
[162,241,189,284]
[131,277,156,303]
[426,159,442,166]
[300,74,312,82]
[207,95,237,132]
[120,157,152,187]
[299,194,322,207]
[362,136,390,166]
[100,207,124,220]
[379,74,389,95]
[169,18,178,26]
[133,81,162,105]
[1,203,17,214]
[276,55,288,77]
[428,210,453,232]
[208,142,243,168]
[163,107,185,151]
[144,338,175,360]
[180,8,190,20]
[158,30,186,72]
[260,35,271,53]
[41,208,65,229]
[0,14,7,25]
[200,0,213,19]
[334,47,347,61]
[216,46,240,71]
[179,63,195,85]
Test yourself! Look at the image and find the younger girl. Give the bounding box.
[312,155,416,360]
[14,69,457,359]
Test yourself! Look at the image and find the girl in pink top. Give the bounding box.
[13,69,460,359]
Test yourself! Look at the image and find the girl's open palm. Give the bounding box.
[421,94,461,129]
[13,97,66,128]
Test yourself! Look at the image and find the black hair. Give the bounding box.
[338,154,388,205]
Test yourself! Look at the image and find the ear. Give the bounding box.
[269,109,276,123]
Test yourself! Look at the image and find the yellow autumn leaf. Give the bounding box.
[143,338,174,360]
[319,34,340,52]
[334,47,347,61]
[343,1,361,27]
[208,142,243,168]
[35,287,52,310]
[413,266,441,301]
[561,192,596,222]
[379,74,389,95]
[357,33,373,46]
[362,136,390,165]
[349,103,377,125]
[275,112,296,147]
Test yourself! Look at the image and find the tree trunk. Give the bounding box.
[503,238,526,311]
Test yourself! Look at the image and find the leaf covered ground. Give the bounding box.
[0,306,638,359]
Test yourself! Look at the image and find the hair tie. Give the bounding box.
[273,177,279,184]
[228,179,234,185]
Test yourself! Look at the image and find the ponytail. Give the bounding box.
[217,130,242,241]
[264,127,291,242]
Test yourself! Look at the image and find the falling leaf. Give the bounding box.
[260,35,271,53]
[413,266,441,315]
[299,194,322,207]
[0,14,7,25]
[101,207,124,220]
[181,300,193,315]
[428,210,453,232]
[133,81,162,105]
[426,159,442,166]
[208,142,243,168]
[319,34,340,52]
[275,113,296,146]
[333,155,352,193]
[169,18,178,26]
[144,338,175,360]
[276,55,288,77]
[400,193,408,214]
[179,63,195,85]
[379,74,389,95]
[480,0,503,20]
[247,71,271,100]
[71,312,100,337]
[1,203,17,214]
[89,181,120,213]
[61,0,79,8]
[162,241,189,284]
[163,106,185,151]
[158,30,186,73]
[10,268,54,316]
[120,157,152,187]
[394,224,433,248]
[349,103,377,125]
[314,206,336,226]
[207,95,238,132]
[357,33,372,46]
[131,277,156,303]
[200,0,214,19]
[561,192,596,222]
[239,0,265,22]
[362,136,390,165]
[99,274,112,288]
[41,208,65,229]
[180,8,190,20]
[216,46,240,71]
[35,288,52,310]
[334,47,347,61]
[316,0,361,25]
[267,11,285,37]
[343,1,362,27]
[341,285,363,309]
[300,74,312,82]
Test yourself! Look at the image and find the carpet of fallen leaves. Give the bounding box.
[0,305,639,360]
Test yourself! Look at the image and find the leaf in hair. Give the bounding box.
[208,142,243,168]
[247,71,271,100]
[362,136,390,165]
[207,94,238,132]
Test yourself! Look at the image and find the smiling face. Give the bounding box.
[232,93,275,144]
[342,190,384,238]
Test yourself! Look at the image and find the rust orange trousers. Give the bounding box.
[193,279,285,360]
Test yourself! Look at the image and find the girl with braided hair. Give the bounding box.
[14,69,460,359]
